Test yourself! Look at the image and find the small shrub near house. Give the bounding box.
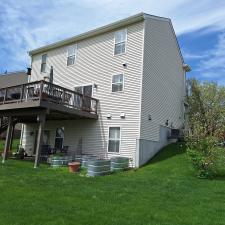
[186,79,225,178]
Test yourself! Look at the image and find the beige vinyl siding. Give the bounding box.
[140,18,185,141]
[21,124,37,156]
[26,21,144,164]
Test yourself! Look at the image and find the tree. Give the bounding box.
[186,79,225,178]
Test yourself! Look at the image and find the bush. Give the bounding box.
[211,147,225,177]
[187,136,225,178]
[186,79,225,178]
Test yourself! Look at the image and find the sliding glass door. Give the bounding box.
[54,127,64,150]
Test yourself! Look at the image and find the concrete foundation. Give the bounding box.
[136,126,170,167]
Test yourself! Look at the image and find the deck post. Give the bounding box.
[34,113,46,168]
[9,123,15,151]
[2,116,13,163]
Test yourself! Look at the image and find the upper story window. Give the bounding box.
[112,74,124,92]
[41,54,47,73]
[67,45,77,66]
[114,29,127,55]
[108,127,121,153]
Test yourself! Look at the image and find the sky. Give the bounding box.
[0,0,225,84]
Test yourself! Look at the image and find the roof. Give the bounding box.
[0,71,28,89]
[29,12,170,56]
[0,70,26,76]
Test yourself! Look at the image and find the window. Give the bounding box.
[67,45,77,66]
[114,29,127,55]
[112,74,124,92]
[108,127,121,153]
[41,54,47,72]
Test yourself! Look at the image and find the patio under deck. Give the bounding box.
[0,80,99,168]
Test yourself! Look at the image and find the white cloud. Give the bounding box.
[195,32,225,80]
[182,51,208,60]
[1,0,225,73]
[181,31,225,84]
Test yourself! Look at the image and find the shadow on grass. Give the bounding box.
[147,142,186,165]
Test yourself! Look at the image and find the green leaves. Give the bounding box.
[186,79,225,178]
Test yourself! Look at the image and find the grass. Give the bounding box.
[0,138,20,153]
[0,142,225,225]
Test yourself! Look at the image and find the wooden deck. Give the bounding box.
[0,80,99,121]
[0,80,99,168]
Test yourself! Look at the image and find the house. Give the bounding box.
[0,70,28,89]
[0,13,190,168]
[0,71,28,139]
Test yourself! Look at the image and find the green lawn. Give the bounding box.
[0,142,225,225]
[0,138,20,153]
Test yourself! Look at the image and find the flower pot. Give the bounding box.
[68,162,81,173]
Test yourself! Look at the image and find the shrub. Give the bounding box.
[186,136,225,178]
[211,147,225,177]
[186,79,225,178]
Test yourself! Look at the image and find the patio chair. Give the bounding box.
[51,89,63,103]
[64,93,72,105]
[27,87,39,99]
[10,87,21,100]
[40,145,51,162]
[60,146,69,155]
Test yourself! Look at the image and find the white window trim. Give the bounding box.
[40,53,47,73]
[107,126,121,154]
[113,29,127,56]
[111,73,124,93]
[67,44,77,67]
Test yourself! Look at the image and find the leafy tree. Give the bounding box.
[186,79,225,178]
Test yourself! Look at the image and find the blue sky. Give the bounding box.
[0,0,225,84]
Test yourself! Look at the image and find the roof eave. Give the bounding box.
[29,12,146,56]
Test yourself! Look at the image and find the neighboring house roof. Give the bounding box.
[0,70,26,76]
[0,71,28,88]
[28,12,185,64]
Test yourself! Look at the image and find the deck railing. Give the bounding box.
[0,80,99,115]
